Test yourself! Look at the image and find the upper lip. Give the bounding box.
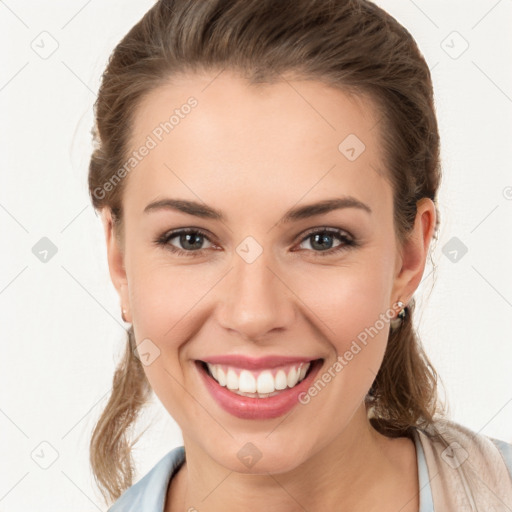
[199,354,320,370]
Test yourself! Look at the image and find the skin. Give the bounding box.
[101,70,436,512]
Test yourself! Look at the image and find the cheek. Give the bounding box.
[128,268,193,425]
[297,281,391,431]
[320,285,389,395]
[290,253,392,402]
[127,260,192,399]
[127,254,202,337]
[292,254,393,347]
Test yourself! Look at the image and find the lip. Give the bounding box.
[200,354,316,370]
[196,358,324,420]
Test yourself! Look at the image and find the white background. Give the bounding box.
[1,0,511,510]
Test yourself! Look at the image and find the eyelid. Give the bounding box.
[297,225,353,242]
[156,227,217,250]
[155,225,356,257]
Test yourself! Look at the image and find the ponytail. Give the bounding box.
[90,327,152,503]
[366,298,444,438]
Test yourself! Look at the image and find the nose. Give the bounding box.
[216,248,296,342]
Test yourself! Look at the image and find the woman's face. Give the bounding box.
[103,70,433,473]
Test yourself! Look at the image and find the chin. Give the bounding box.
[207,440,312,475]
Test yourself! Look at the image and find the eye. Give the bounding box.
[154,228,214,258]
[154,227,358,258]
[295,227,357,256]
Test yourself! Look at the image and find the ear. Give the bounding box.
[390,197,437,308]
[100,207,131,322]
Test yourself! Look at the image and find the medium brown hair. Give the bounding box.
[88,0,444,504]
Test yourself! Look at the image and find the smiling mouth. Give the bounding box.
[197,359,322,398]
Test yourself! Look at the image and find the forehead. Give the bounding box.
[123,70,391,220]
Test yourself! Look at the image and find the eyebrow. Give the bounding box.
[143,196,372,223]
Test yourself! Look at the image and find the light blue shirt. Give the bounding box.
[108,430,512,512]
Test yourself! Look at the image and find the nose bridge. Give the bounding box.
[217,242,294,340]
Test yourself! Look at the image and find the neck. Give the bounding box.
[168,404,418,512]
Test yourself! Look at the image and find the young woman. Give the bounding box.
[88,0,512,510]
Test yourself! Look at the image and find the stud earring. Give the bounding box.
[390,300,407,329]
[121,308,129,323]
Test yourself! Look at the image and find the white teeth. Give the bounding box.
[274,370,288,390]
[226,368,238,390]
[287,366,299,388]
[216,367,226,386]
[205,361,311,396]
[256,371,275,394]
[239,370,257,393]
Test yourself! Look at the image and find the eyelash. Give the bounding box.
[154,227,358,258]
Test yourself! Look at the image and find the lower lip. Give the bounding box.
[196,359,323,420]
